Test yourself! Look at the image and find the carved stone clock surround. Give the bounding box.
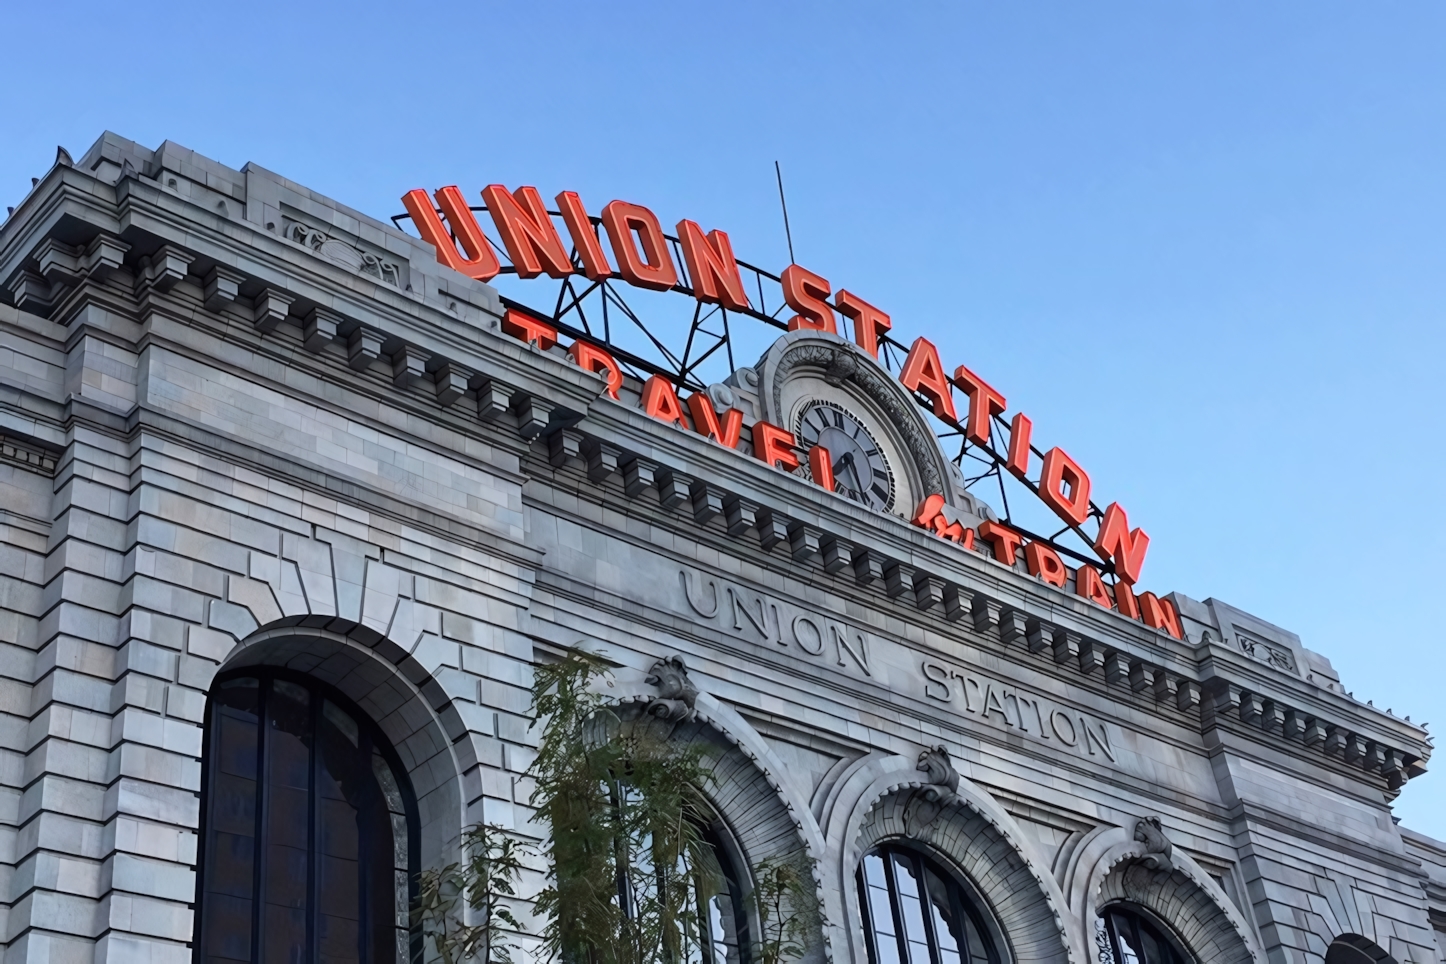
[752,329,955,509]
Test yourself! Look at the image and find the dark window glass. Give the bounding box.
[196,673,418,964]
[693,824,749,964]
[856,846,1000,964]
[607,783,750,964]
[1103,906,1190,964]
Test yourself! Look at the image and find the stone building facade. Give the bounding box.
[0,131,1442,964]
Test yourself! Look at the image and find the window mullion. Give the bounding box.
[856,866,880,964]
[882,851,911,964]
[358,731,373,964]
[308,686,320,964]
[252,679,271,964]
[911,853,944,964]
[946,874,970,964]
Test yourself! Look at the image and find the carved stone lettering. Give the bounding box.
[982,684,1011,725]
[1085,720,1116,761]
[792,615,826,656]
[1051,711,1079,746]
[832,624,872,676]
[729,587,770,640]
[680,570,719,618]
[677,567,874,680]
[922,657,1118,765]
[922,661,951,701]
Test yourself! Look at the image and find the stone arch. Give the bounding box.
[210,617,469,875]
[1062,824,1261,964]
[601,684,832,963]
[195,531,482,869]
[821,752,1073,964]
[1325,934,1397,964]
[1095,864,1250,964]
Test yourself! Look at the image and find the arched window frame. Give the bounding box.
[698,813,754,964]
[604,778,755,964]
[1099,901,1194,964]
[856,842,1005,964]
[193,668,423,964]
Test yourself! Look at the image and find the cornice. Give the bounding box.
[549,405,1429,793]
[0,430,58,477]
[0,135,1428,806]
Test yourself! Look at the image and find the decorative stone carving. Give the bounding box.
[1134,816,1174,872]
[904,745,960,835]
[1235,632,1296,672]
[917,745,961,793]
[287,221,401,286]
[706,382,736,411]
[731,365,759,390]
[1092,840,1258,964]
[644,655,699,722]
[1093,918,1118,964]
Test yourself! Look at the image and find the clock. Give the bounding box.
[751,329,955,521]
[794,400,896,512]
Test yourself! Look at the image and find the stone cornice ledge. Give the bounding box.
[566,395,1431,798]
[2,133,1427,802]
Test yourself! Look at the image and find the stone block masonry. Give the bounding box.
[0,132,1438,964]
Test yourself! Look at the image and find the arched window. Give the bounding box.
[857,844,1001,964]
[683,822,750,964]
[1325,937,1393,964]
[1101,905,1190,964]
[609,781,750,964]
[195,672,419,964]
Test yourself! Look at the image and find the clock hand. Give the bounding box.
[836,451,865,494]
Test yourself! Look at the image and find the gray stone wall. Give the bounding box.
[0,131,1439,964]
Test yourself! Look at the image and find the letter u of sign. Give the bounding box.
[680,569,719,618]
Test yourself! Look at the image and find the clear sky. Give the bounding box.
[4,2,1443,835]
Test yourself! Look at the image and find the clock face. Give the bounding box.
[794,400,896,512]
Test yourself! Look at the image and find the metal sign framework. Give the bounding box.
[393,204,1116,578]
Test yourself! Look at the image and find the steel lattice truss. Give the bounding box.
[394,204,1119,578]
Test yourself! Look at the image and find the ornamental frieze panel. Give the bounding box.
[281,214,404,288]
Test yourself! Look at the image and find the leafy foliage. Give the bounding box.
[415,822,531,964]
[417,650,820,964]
[752,855,819,964]
[527,650,723,964]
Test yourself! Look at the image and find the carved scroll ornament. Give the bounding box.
[644,655,699,722]
[1133,816,1174,872]
[904,745,962,835]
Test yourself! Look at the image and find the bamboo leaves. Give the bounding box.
[415,823,531,964]
[418,650,817,964]
[752,856,819,964]
[527,651,721,964]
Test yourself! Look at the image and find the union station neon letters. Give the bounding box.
[404,184,1180,640]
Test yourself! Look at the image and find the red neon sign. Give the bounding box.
[402,182,1173,637]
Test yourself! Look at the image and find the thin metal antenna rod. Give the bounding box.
[774,160,796,265]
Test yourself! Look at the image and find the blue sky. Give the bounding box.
[4,2,1443,835]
